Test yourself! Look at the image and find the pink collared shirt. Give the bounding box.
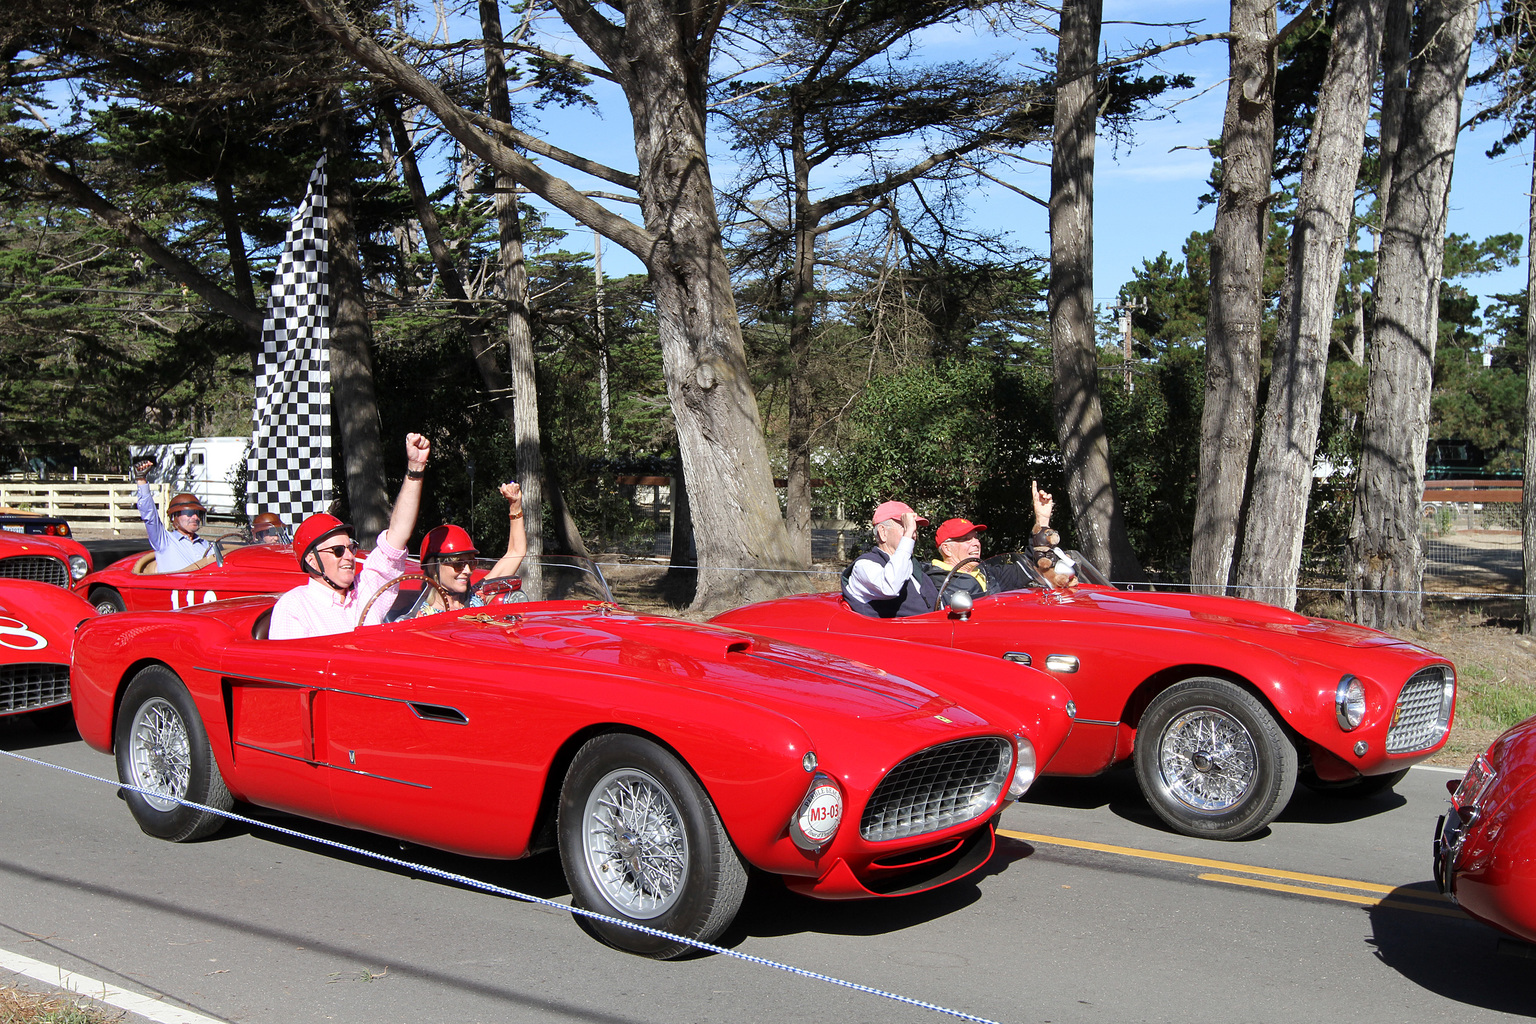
[268,532,411,640]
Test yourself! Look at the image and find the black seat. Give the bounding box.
[251,608,272,640]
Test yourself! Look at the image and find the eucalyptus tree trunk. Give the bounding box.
[1049,0,1142,581]
[1235,0,1387,609]
[1524,157,1536,634]
[481,0,544,580]
[784,111,818,565]
[1191,0,1276,595]
[1346,0,1477,630]
[322,107,389,537]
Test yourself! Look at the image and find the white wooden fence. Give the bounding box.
[0,478,180,534]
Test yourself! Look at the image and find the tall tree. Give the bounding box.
[1050,0,1143,579]
[715,0,1051,562]
[1190,0,1278,594]
[1345,0,1478,629]
[305,0,806,611]
[1235,0,1388,609]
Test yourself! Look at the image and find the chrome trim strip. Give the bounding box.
[232,740,432,789]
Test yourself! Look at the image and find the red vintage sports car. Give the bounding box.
[711,552,1457,841]
[69,556,1075,957]
[1435,715,1536,944]
[0,579,95,722]
[0,526,92,588]
[77,533,303,614]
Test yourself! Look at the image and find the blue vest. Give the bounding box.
[843,547,938,618]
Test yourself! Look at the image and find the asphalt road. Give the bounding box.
[1,716,1531,1024]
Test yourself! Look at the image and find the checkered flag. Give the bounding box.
[247,156,331,524]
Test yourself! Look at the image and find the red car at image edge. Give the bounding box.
[1436,714,1536,944]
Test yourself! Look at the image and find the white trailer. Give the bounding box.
[129,437,249,516]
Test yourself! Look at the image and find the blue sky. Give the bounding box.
[512,0,1529,318]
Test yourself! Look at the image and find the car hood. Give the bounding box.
[1006,588,1436,653]
[425,606,1002,731]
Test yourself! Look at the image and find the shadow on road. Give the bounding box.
[0,709,80,752]
[1367,888,1536,1015]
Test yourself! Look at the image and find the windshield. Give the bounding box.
[389,554,616,621]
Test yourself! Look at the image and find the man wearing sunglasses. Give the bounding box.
[132,458,213,572]
[268,433,432,640]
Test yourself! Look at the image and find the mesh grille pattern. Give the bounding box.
[861,737,1011,842]
[0,663,70,713]
[0,556,67,588]
[1386,667,1453,753]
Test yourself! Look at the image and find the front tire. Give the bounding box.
[558,734,747,958]
[1134,678,1298,840]
[91,588,125,614]
[114,665,232,842]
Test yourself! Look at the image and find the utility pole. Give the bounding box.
[1109,296,1147,390]
[594,229,610,452]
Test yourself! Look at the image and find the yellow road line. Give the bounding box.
[1198,874,1468,919]
[1000,828,1451,904]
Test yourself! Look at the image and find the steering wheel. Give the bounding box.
[358,572,451,627]
[475,576,526,604]
[212,531,246,568]
[934,556,984,611]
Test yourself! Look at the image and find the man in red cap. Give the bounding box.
[842,500,938,617]
[268,432,431,639]
[131,458,212,572]
[925,481,1056,604]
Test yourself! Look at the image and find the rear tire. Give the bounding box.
[115,665,232,842]
[1134,678,1297,840]
[558,734,747,958]
[91,588,126,614]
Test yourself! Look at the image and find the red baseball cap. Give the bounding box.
[936,518,988,545]
[871,500,928,527]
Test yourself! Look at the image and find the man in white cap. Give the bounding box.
[842,500,939,617]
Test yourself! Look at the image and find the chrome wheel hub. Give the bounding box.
[1159,707,1258,812]
[127,697,191,813]
[582,768,688,919]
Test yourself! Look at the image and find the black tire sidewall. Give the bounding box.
[558,733,739,957]
[114,665,226,841]
[1134,678,1297,839]
[92,588,125,614]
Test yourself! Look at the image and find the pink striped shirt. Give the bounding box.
[268,532,410,640]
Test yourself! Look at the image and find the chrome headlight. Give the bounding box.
[1335,675,1366,731]
[68,554,89,581]
[1008,735,1038,799]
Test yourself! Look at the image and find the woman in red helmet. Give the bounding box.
[269,433,431,640]
[411,482,527,616]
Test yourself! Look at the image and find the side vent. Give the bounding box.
[1002,652,1031,666]
[409,703,469,725]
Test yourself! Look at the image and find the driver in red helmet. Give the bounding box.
[268,433,431,640]
[411,482,527,617]
[132,458,212,573]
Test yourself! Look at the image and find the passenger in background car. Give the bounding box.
[132,458,212,572]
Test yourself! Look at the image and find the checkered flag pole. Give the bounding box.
[248,156,331,525]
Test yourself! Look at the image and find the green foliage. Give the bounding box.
[826,357,1204,570]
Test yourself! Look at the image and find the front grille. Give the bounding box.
[0,663,70,713]
[0,555,67,588]
[1386,667,1454,753]
[861,737,1012,842]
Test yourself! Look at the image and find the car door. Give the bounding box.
[213,634,336,820]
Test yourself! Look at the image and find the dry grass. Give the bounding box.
[0,987,119,1024]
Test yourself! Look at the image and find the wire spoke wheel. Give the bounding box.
[582,768,689,918]
[127,696,192,812]
[1157,706,1258,811]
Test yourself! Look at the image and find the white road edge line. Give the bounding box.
[1411,764,1466,775]
[0,946,225,1024]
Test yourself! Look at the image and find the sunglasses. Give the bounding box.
[174,510,203,519]
[440,556,475,571]
[317,540,361,559]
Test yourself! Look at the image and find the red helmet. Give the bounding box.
[292,513,353,571]
[419,524,477,564]
[167,493,207,516]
